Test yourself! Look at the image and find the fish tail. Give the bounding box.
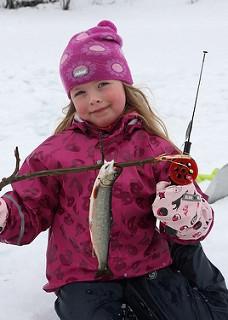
[95,266,113,278]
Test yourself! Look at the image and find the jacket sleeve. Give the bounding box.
[0,150,60,246]
[0,198,8,233]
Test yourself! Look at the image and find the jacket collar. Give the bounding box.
[67,112,143,139]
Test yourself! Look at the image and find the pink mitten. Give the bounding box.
[152,181,213,240]
[0,198,8,233]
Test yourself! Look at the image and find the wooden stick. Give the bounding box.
[0,147,189,191]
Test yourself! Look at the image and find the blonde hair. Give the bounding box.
[55,83,170,143]
[55,102,76,134]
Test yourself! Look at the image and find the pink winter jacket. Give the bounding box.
[0,113,211,292]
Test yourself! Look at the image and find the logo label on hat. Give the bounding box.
[73,65,89,78]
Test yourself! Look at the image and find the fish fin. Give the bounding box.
[93,184,100,199]
[89,215,93,230]
[89,232,96,257]
[95,266,113,278]
[114,165,123,178]
[91,247,96,258]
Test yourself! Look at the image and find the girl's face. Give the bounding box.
[70,80,126,129]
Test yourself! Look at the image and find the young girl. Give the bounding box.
[0,20,227,320]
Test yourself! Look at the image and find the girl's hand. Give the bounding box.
[152,182,213,240]
[0,198,8,233]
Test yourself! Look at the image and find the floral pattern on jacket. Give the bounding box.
[0,113,211,292]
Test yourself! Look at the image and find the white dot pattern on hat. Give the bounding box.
[101,32,120,43]
[59,20,133,96]
[60,53,69,65]
[75,32,89,41]
[73,65,89,78]
[106,59,127,78]
[112,63,123,73]
[81,42,111,56]
[67,61,97,83]
[105,35,114,40]
[89,45,106,52]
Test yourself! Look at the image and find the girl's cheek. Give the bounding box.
[76,103,89,117]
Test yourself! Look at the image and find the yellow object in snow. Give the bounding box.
[196,168,219,183]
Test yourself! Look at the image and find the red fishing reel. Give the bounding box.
[169,155,198,185]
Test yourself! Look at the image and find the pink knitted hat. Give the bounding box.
[59,20,133,97]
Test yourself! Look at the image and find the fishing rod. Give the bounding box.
[169,51,208,185]
[0,53,208,191]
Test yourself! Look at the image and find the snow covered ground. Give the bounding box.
[0,0,228,318]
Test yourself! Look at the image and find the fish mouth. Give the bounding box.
[100,179,114,187]
[100,173,120,186]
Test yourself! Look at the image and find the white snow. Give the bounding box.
[0,0,228,318]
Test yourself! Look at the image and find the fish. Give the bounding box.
[89,160,121,278]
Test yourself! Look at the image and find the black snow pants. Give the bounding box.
[55,244,228,320]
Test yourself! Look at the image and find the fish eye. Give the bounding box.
[114,171,120,177]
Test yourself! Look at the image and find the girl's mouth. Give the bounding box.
[91,106,109,114]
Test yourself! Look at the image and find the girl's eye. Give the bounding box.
[74,90,85,97]
[98,82,109,88]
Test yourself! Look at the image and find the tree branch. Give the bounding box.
[0,147,188,191]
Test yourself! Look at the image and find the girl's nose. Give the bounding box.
[90,97,103,105]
